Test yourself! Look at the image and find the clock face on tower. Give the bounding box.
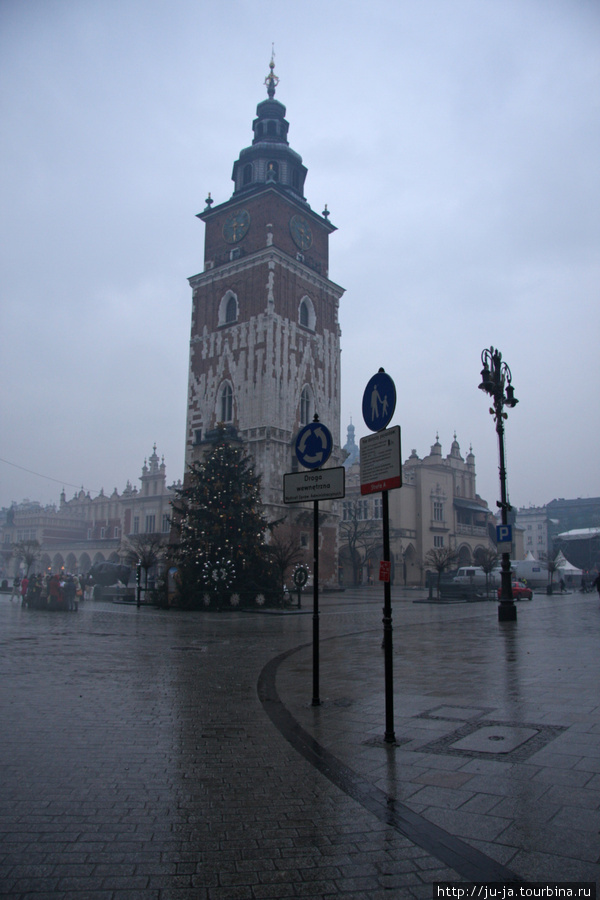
[223,209,250,243]
[290,214,313,251]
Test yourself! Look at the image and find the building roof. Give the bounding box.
[557,527,600,541]
[453,498,489,513]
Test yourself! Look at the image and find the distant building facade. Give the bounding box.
[516,506,549,557]
[0,447,179,579]
[514,497,600,570]
[339,429,497,586]
[546,497,600,546]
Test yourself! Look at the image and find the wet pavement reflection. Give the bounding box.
[0,587,598,897]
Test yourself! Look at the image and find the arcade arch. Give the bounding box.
[456,545,472,567]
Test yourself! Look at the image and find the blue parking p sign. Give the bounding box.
[496,524,512,544]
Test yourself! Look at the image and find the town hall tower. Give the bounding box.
[184,60,344,582]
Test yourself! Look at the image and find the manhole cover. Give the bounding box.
[417,720,566,761]
[450,725,538,754]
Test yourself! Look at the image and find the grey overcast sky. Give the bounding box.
[1,0,599,513]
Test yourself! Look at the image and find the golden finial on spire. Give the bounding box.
[265,44,279,99]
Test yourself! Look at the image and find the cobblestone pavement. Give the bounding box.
[0,587,598,898]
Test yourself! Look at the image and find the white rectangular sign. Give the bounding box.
[283,466,346,503]
[360,426,402,495]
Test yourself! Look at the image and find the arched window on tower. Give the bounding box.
[243,163,252,185]
[266,161,279,183]
[218,290,238,326]
[219,383,233,423]
[300,386,312,426]
[299,300,309,327]
[298,296,316,331]
[225,295,237,324]
[267,121,277,136]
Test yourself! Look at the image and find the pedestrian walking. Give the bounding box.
[73,576,82,610]
[10,576,20,602]
[48,573,61,608]
[64,575,76,611]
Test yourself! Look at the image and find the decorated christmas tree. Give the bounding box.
[170,426,278,607]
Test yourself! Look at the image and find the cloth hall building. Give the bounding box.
[0,447,178,580]
[340,427,497,586]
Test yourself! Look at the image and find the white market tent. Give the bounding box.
[554,550,582,583]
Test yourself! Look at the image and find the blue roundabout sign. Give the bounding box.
[295,421,333,470]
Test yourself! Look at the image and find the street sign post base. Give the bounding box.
[498,601,517,622]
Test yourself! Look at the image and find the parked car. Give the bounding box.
[497,580,533,601]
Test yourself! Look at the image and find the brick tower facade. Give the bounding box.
[184,60,344,584]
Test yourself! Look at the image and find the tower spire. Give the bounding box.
[264,46,279,99]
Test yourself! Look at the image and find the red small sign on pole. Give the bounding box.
[379,560,391,582]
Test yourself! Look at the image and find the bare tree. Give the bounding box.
[424,546,459,599]
[122,533,167,592]
[267,523,306,593]
[12,540,41,577]
[339,501,382,586]
[474,546,499,597]
[540,552,560,592]
[0,545,13,578]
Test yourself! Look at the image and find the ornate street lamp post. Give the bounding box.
[479,347,519,622]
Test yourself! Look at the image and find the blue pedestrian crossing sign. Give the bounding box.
[362,370,396,432]
[295,421,333,470]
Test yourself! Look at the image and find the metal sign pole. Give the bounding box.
[286,415,340,709]
[382,490,396,743]
[312,498,320,706]
[361,369,400,745]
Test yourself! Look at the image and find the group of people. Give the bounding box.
[10,573,85,610]
[581,574,600,595]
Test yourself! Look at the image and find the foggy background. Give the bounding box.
[1,0,598,512]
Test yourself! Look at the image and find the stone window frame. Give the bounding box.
[298,295,316,331]
[218,381,234,424]
[356,499,369,521]
[218,290,239,327]
[433,499,444,522]
[299,384,312,426]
